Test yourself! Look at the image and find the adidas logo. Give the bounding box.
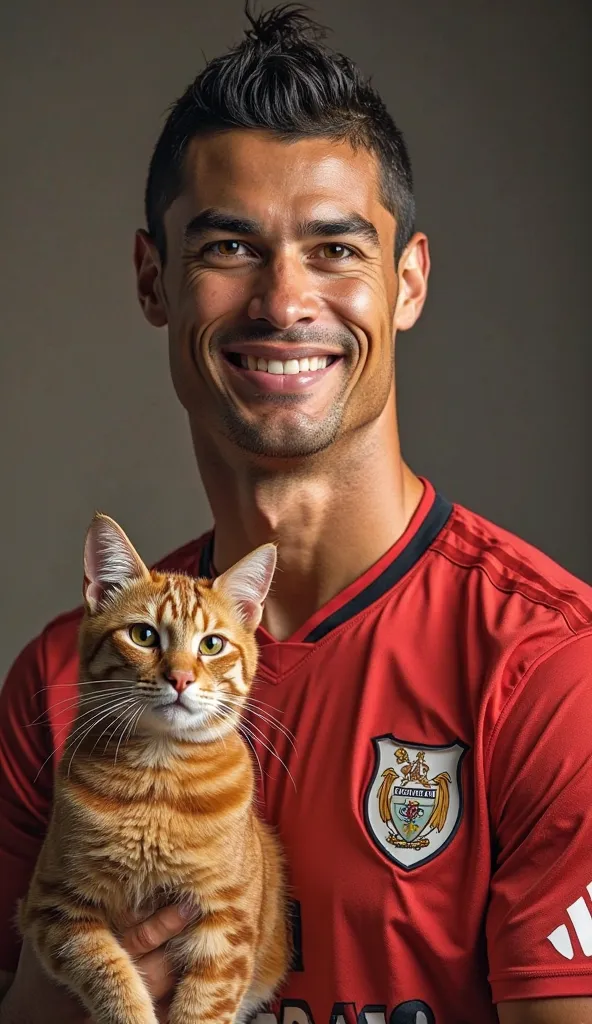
[547,882,592,959]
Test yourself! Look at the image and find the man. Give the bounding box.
[1,7,591,1023]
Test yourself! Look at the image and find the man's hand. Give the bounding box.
[498,998,592,1023]
[0,902,198,1023]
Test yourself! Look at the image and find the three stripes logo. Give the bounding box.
[547,882,592,959]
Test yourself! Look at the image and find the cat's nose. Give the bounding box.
[165,669,195,694]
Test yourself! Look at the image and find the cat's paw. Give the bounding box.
[89,990,159,1024]
[168,994,238,1024]
[94,1007,159,1024]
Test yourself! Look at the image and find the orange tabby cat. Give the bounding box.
[20,513,289,1024]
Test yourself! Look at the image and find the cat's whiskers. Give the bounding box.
[26,688,139,727]
[64,696,140,754]
[32,694,142,782]
[76,678,140,686]
[238,718,297,791]
[112,701,146,764]
[219,693,296,749]
[31,677,141,699]
[213,698,297,790]
[218,688,294,722]
[236,723,268,783]
[65,697,141,778]
[235,693,295,717]
[93,698,145,758]
[196,706,230,748]
[129,701,147,741]
[205,703,257,771]
[241,697,296,734]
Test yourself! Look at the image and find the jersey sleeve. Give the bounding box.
[0,635,54,972]
[486,630,592,1002]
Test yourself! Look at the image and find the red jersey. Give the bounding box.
[2,479,592,1023]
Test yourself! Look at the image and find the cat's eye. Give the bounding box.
[198,634,226,657]
[129,623,159,648]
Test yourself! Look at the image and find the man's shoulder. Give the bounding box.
[151,532,208,575]
[433,498,592,635]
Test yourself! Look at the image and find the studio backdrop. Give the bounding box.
[0,0,590,679]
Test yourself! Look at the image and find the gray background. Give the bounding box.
[1,0,590,680]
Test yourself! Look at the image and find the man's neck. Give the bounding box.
[192,401,424,640]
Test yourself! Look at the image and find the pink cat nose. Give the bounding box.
[165,670,195,694]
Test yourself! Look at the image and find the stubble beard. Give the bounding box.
[220,394,346,458]
[207,325,395,461]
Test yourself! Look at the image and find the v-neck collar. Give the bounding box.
[198,478,452,646]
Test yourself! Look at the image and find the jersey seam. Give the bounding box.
[445,514,592,626]
[432,543,581,635]
[265,547,438,685]
[483,628,592,773]
[490,966,592,980]
[301,492,453,642]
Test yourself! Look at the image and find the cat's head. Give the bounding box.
[79,513,276,742]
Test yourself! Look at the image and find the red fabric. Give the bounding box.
[2,484,592,1023]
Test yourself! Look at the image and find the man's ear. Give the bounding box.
[393,232,431,333]
[83,513,150,614]
[212,544,277,630]
[134,229,168,328]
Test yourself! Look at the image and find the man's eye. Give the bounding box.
[205,240,251,258]
[317,243,355,260]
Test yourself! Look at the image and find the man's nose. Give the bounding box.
[165,669,195,694]
[247,256,321,329]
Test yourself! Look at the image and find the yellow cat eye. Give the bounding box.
[198,634,226,657]
[129,623,159,648]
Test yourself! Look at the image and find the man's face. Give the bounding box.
[137,130,427,460]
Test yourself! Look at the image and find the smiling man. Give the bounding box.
[1,7,592,1024]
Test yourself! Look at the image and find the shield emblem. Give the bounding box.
[364,734,468,870]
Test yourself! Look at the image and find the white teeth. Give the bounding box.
[237,355,333,374]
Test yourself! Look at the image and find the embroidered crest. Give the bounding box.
[364,735,467,870]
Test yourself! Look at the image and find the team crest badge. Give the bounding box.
[364,735,467,870]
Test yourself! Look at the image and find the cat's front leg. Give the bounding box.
[167,912,255,1024]
[22,903,158,1024]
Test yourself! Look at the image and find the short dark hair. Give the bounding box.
[145,3,415,264]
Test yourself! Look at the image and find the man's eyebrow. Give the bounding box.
[183,209,263,241]
[297,215,380,247]
[182,209,380,248]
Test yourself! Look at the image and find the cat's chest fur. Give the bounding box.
[54,734,253,909]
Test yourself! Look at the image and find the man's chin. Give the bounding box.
[221,410,343,459]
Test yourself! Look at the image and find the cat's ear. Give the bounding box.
[83,513,150,614]
[212,544,277,630]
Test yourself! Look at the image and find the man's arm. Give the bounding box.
[0,631,199,1022]
[487,633,592,1009]
[498,998,592,1023]
[0,905,199,1024]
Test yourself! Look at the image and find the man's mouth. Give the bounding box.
[225,353,336,374]
[219,345,343,394]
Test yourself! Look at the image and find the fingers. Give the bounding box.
[120,902,199,959]
[155,993,174,1024]
[135,949,178,1005]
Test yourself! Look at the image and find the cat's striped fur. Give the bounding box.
[20,514,289,1024]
